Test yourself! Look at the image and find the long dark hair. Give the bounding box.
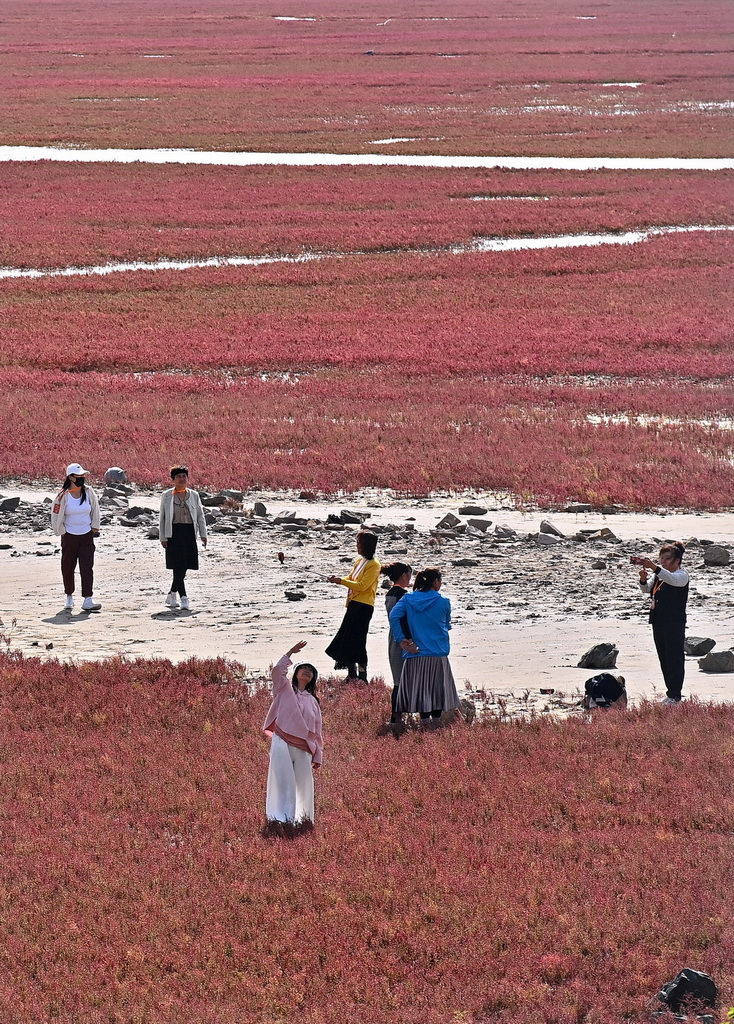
[414,567,442,591]
[292,663,320,704]
[62,475,88,505]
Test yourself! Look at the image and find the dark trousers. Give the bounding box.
[61,531,95,597]
[652,621,685,700]
[171,570,187,596]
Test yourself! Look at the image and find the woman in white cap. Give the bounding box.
[50,463,102,611]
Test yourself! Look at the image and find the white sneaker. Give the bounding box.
[180,596,190,610]
[661,696,681,706]
[82,596,102,611]
[64,595,74,610]
[165,592,179,609]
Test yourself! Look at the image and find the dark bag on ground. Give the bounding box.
[583,672,627,709]
[658,968,717,1013]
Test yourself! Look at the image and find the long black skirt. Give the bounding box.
[326,600,373,668]
[165,523,199,571]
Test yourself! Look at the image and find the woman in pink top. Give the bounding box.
[263,640,323,826]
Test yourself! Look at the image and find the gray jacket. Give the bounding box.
[159,488,207,542]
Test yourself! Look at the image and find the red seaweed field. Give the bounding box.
[0,652,732,1024]
[1,0,733,505]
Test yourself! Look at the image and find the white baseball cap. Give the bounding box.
[66,463,89,477]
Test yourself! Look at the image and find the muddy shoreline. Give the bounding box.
[1,485,733,717]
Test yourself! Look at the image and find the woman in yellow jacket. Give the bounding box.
[326,530,380,682]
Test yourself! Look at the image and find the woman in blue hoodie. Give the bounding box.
[388,567,460,723]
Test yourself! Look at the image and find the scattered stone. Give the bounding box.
[587,528,620,542]
[684,636,716,656]
[698,650,734,673]
[299,491,317,501]
[45,643,54,650]
[467,518,492,532]
[285,590,307,601]
[281,522,308,532]
[200,494,228,507]
[591,560,607,569]
[126,506,150,518]
[274,511,297,523]
[452,558,480,567]
[211,523,237,533]
[340,509,368,525]
[540,519,565,537]
[253,501,267,516]
[0,497,21,513]
[119,517,143,527]
[147,526,160,540]
[494,524,517,540]
[536,532,562,546]
[703,544,730,566]
[0,544,13,550]
[436,512,461,530]
[458,505,488,516]
[219,489,243,501]
[565,502,592,513]
[578,643,618,669]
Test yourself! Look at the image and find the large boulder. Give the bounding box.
[103,467,127,485]
[458,505,488,516]
[703,544,730,566]
[698,650,734,673]
[578,643,619,669]
[540,519,565,537]
[536,532,562,546]
[0,497,21,513]
[684,636,716,656]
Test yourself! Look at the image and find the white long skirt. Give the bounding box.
[266,733,315,823]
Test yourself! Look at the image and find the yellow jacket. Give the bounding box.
[339,557,381,607]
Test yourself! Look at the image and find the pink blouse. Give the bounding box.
[263,656,323,765]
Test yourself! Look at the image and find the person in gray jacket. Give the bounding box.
[50,462,102,612]
[159,466,207,610]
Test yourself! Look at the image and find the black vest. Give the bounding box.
[649,574,688,627]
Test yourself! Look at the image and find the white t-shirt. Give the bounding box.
[64,494,93,535]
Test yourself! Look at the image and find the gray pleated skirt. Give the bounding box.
[395,656,461,715]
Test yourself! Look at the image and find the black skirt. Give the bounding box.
[326,600,373,668]
[165,523,199,571]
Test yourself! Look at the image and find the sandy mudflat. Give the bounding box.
[1,486,733,716]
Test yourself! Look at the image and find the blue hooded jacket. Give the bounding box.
[388,589,451,658]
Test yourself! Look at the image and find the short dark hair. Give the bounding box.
[170,465,189,480]
[414,567,442,591]
[381,561,412,582]
[356,530,378,560]
[660,541,685,563]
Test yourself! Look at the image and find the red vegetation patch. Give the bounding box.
[2,368,733,508]
[0,0,732,156]
[1,164,733,268]
[0,652,732,1022]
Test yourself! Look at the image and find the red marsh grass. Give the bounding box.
[0,652,732,1023]
[2,368,734,506]
[1,0,732,156]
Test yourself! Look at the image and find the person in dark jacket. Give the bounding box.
[381,561,412,722]
[633,542,689,705]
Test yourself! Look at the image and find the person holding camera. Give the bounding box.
[632,542,689,705]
